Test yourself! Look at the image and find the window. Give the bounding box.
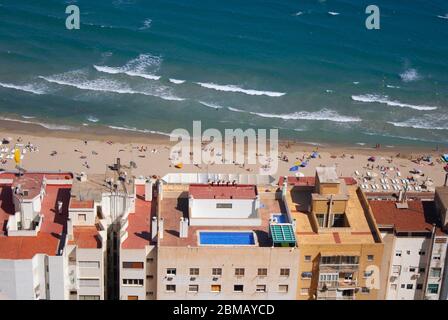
[409,267,416,273]
[304,255,312,262]
[419,268,425,273]
[418,250,425,255]
[212,268,222,276]
[188,285,199,293]
[79,279,100,287]
[433,255,441,261]
[78,214,87,222]
[367,255,374,261]
[427,284,439,294]
[430,268,442,278]
[364,270,374,277]
[278,285,288,293]
[301,272,312,279]
[122,279,144,287]
[235,268,245,276]
[79,295,100,300]
[258,268,268,276]
[211,285,221,293]
[166,268,176,275]
[190,268,200,276]
[406,250,411,255]
[395,251,402,257]
[316,214,325,227]
[280,268,290,277]
[256,285,266,292]
[390,284,397,291]
[416,284,423,290]
[122,262,144,269]
[406,284,413,290]
[319,273,338,282]
[300,288,309,295]
[79,261,100,268]
[216,203,232,209]
[401,284,405,289]
[361,287,370,294]
[234,285,244,292]
[166,285,176,292]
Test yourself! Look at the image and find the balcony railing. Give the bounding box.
[318,279,357,289]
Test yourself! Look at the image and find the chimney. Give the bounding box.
[398,190,404,202]
[57,201,63,214]
[157,180,163,201]
[179,217,189,238]
[145,180,153,201]
[67,218,74,241]
[159,218,164,239]
[151,216,158,241]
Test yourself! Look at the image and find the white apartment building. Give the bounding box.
[370,199,448,300]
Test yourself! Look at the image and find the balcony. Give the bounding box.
[319,264,359,273]
[318,279,357,290]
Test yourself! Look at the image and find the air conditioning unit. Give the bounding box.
[166,276,173,281]
[190,277,196,281]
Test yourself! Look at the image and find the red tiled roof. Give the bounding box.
[69,226,101,249]
[278,176,357,186]
[189,184,257,199]
[369,200,446,235]
[122,185,152,249]
[0,176,71,259]
[70,199,94,209]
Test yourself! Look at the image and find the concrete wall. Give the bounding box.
[157,246,299,300]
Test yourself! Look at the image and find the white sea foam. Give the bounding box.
[353,81,360,85]
[198,101,223,109]
[0,117,77,131]
[139,18,152,30]
[107,125,172,137]
[0,82,47,95]
[227,106,246,113]
[249,109,361,122]
[400,68,420,82]
[195,82,285,97]
[388,119,448,131]
[351,94,438,111]
[94,54,162,81]
[294,11,303,16]
[386,85,400,89]
[437,14,448,20]
[22,115,36,119]
[87,116,99,123]
[169,78,186,84]
[39,75,184,101]
[328,12,340,16]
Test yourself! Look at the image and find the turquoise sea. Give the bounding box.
[0,0,447,147]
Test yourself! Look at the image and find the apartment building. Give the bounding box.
[283,167,384,300]
[153,173,299,300]
[435,185,448,299]
[369,197,448,300]
[0,171,106,300]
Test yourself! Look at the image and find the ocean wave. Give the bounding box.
[293,11,303,16]
[39,75,184,101]
[437,14,448,20]
[94,54,162,81]
[386,85,400,89]
[139,18,152,30]
[227,106,246,113]
[351,94,437,111]
[388,119,448,131]
[198,101,223,109]
[87,116,99,123]
[169,78,185,84]
[400,68,420,82]
[328,12,340,16]
[0,117,78,131]
[0,82,47,95]
[195,82,286,97]
[249,109,361,122]
[107,125,172,137]
[21,115,36,119]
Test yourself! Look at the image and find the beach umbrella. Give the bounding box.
[295,172,305,177]
[289,165,299,172]
[368,156,376,162]
[300,160,308,167]
[294,161,301,166]
[175,163,183,169]
[311,152,318,158]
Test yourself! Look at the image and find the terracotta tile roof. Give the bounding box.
[369,200,446,235]
[0,175,72,259]
[69,199,94,209]
[189,184,257,199]
[68,226,101,249]
[121,185,152,249]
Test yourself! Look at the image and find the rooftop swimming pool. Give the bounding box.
[198,231,256,246]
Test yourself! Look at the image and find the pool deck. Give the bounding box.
[159,195,284,248]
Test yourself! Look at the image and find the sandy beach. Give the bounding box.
[0,119,447,189]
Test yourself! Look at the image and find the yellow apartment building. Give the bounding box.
[282,167,384,300]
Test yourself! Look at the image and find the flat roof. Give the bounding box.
[69,199,94,209]
[278,176,357,187]
[189,184,257,200]
[159,195,284,247]
[68,226,101,249]
[287,183,379,245]
[369,200,446,236]
[436,186,448,209]
[121,185,153,249]
[316,167,340,184]
[0,173,72,259]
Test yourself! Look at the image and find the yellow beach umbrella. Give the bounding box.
[14,148,21,165]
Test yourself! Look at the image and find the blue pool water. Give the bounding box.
[199,231,255,245]
[273,214,287,223]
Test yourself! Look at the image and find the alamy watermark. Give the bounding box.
[169,121,278,175]
[65,5,80,30]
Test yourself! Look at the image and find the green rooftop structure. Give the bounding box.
[270,224,296,247]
